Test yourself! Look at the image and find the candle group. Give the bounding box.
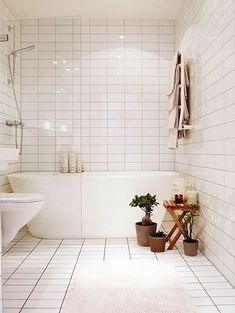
[60,152,84,173]
[172,179,198,204]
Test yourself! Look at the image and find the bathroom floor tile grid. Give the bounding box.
[2,230,235,313]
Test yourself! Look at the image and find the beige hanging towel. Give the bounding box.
[167,51,190,149]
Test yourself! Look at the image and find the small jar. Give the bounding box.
[175,194,183,204]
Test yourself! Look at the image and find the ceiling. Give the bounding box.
[5,0,183,20]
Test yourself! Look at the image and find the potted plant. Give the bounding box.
[149,230,167,252]
[129,193,159,246]
[182,210,199,256]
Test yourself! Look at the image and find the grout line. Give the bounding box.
[106,17,108,171]
[3,236,42,285]
[177,247,222,313]
[190,237,235,290]
[54,19,57,171]
[88,19,91,171]
[19,239,64,312]
[19,18,176,172]
[154,251,158,260]
[36,19,39,172]
[126,238,131,260]
[2,231,28,256]
[59,238,85,312]
[162,224,234,296]
[140,18,143,171]
[103,238,107,261]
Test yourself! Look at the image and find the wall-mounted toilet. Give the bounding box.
[0,192,44,246]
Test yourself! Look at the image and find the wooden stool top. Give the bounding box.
[163,200,199,211]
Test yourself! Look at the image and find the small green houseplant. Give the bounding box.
[149,230,167,252]
[182,211,199,256]
[129,193,159,246]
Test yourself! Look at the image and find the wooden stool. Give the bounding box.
[163,200,199,250]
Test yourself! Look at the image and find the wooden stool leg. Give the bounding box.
[167,211,186,241]
[168,230,183,249]
[167,211,188,250]
[167,211,193,250]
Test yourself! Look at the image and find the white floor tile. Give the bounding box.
[183,283,204,290]
[5,279,39,286]
[212,297,235,305]
[217,305,235,313]
[3,292,29,299]
[41,273,71,279]
[10,273,41,280]
[207,289,235,297]
[194,270,222,277]
[179,276,199,283]
[3,285,34,293]
[3,309,20,313]
[2,232,235,313]
[198,276,227,283]
[3,299,26,308]
[62,239,84,245]
[106,238,127,244]
[202,282,233,290]
[195,306,220,312]
[37,279,70,286]
[192,297,214,305]
[21,309,59,313]
[189,289,208,297]
[29,292,65,300]
[83,239,105,244]
[24,299,62,308]
[131,254,156,259]
[33,285,68,293]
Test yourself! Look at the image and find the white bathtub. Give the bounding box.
[8,171,180,239]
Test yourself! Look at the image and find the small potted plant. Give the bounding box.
[149,230,167,252]
[183,211,199,256]
[129,193,159,246]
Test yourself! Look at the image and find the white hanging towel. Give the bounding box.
[178,55,190,138]
[167,51,190,149]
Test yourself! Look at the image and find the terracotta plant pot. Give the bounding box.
[183,239,199,256]
[149,235,167,252]
[135,222,157,247]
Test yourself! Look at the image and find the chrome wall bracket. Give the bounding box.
[6,120,25,127]
[0,34,8,42]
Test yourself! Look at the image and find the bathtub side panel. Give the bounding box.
[9,175,82,238]
[82,174,175,238]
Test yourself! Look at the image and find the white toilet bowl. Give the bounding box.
[0,193,44,246]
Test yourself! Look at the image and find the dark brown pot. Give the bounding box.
[135,222,157,246]
[183,239,199,256]
[149,235,167,252]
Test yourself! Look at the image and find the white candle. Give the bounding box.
[76,156,83,173]
[60,153,68,173]
[186,191,198,204]
[69,152,77,173]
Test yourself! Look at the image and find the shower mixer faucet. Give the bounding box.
[6,120,25,154]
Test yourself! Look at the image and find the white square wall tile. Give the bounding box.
[20,15,174,173]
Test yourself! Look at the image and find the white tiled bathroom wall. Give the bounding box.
[21,18,175,171]
[175,0,235,287]
[0,0,21,310]
[0,0,21,191]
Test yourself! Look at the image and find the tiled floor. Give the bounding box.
[2,229,235,313]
